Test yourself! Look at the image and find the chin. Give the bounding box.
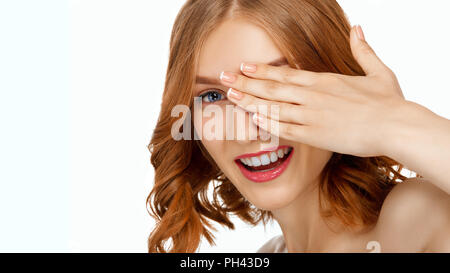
[243,182,302,211]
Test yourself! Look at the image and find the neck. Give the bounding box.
[271,178,350,252]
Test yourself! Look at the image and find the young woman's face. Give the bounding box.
[193,18,332,210]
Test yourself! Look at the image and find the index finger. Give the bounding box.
[240,61,320,86]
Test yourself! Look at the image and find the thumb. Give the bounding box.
[350,25,387,76]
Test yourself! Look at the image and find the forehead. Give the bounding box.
[197,18,284,76]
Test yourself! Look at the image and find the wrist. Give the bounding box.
[378,99,424,159]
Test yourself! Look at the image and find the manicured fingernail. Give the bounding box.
[220,71,236,83]
[356,25,365,41]
[227,88,243,100]
[240,63,257,73]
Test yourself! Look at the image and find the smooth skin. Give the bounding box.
[221,25,450,252]
[195,19,450,252]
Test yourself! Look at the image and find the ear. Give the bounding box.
[350,25,388,76]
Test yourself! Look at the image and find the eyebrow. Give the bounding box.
[195,57,288,85]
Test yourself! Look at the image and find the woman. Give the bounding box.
[147,0,450,253]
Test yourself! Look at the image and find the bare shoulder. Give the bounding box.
[374,177,450,252]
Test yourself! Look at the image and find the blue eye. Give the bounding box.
[199,90,225,103]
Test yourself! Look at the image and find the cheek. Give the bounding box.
[193,104,233,141]
[294,147,333,189]
[193,110,228,168]
[312,149,333,171]
[297,146,332,177]
[197,137,235,180]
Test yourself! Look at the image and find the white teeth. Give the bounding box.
[251,156,261,167]
[277,149,284,158]
[270,152,278,163]
[260,154,271,165]
[238,147,292,167]
[245,158,253,166]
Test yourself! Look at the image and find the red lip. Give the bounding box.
[234,145,291,160]
[234,147,294,183]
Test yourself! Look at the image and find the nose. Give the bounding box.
[233,106,272,145]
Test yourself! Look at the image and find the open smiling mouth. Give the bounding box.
[234,146,294,183]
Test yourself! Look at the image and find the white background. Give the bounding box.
[0,0,449,252]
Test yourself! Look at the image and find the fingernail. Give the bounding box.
[356,25,365,41]
[227,88,243,100]
[240,63,257,73]
[220,71,236,83]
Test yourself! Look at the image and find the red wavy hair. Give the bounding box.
[147,0,419,253]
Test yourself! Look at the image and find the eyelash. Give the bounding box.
[198,89,227,103]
